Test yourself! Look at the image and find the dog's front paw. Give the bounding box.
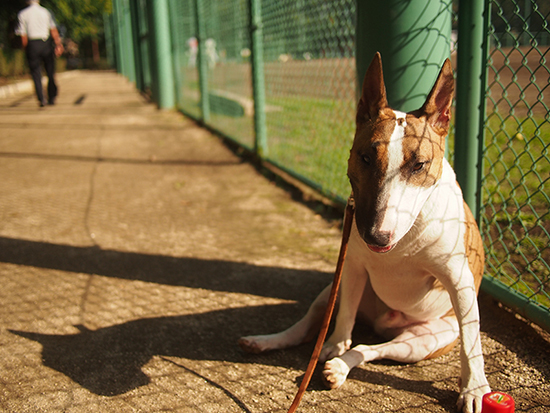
[322,357,350,389]
[456,382,491,413]
[238,335,273,354]
[319,339,351,362]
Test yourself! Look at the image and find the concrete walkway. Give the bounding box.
[0,71,548,413]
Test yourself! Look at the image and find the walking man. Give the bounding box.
[16,0,64,107]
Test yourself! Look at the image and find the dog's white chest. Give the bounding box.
[358,238,453,320]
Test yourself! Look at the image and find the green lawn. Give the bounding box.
[264,95,355,201]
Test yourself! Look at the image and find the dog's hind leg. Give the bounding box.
[239,283,334,354]
[322,315,459,389]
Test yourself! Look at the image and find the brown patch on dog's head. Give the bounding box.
[348,53,395,246]
[399,116,445,188]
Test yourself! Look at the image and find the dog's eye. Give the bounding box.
[361,155,371,166]
[413,162,425,172]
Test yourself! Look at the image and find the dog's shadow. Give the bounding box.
[10,304,310,396]
[0,236,465,407]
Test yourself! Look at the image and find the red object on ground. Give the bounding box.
[482,392,515,413]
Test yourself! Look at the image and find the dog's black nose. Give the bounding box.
[369,230,392,247]
[355,213,393,247]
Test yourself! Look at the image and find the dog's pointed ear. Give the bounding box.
[419,58,454,132]
[357,52,388,123]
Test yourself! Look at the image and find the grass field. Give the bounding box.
[265,95,354,200]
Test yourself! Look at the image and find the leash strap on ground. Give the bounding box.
[287,197,355,413]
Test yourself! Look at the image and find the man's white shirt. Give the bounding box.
[16,3,57,41]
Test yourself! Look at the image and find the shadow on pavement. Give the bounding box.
[0,151,243,166]
[2,236,330,396]
[0,236,329,301]
[10,305,299,396]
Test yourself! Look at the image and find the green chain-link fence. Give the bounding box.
[480,0,550,324]
[166,0,357,201]
[260,0,356,200]
[106,0,550,332]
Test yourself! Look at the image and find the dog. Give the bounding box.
[239,53,490,413]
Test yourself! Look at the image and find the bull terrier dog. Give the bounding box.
[239,53,490,413]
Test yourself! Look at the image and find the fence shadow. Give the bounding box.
[0,236,328,301]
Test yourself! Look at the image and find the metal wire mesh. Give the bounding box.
[203,0,255,146]
[481,0,550,310]
[170,0,201,119]
[171,0,356,200]
[261,0,356,200]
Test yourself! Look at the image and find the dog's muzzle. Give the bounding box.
[367,244,394,253]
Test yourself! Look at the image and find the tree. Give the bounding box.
[0,0,27,49]
[42,0,112,63]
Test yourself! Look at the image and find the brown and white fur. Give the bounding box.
[239,53,490,413]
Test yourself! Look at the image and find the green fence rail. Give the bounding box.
[106,0,550,332]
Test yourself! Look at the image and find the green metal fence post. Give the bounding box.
[112,0,125,75]
[103,13,115,69]
[249,0,268,157]
[137,0,152,92]
[122,0,136,83]
[168,0,184,109]
[150,0,176,109]
[194,0,210,122]
[129,0,144,92]
[355,0,453,113]
[454,0,490,220]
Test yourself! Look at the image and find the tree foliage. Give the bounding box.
[42,0,112,42]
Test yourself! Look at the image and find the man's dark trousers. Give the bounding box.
[26,38,57,105]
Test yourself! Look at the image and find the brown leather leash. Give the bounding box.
[287,197,355,413]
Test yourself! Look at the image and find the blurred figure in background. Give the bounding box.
[16,0,64,107]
